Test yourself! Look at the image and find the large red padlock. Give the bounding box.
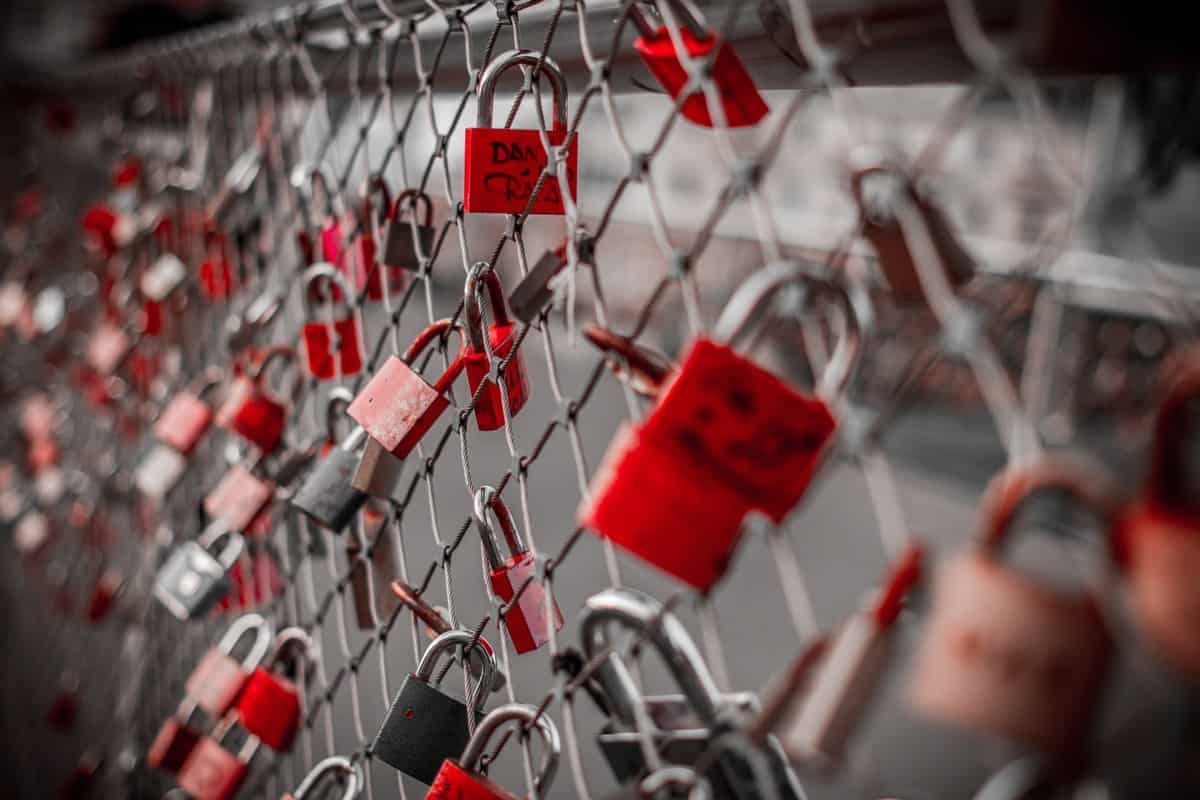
[464,49,577,216]
[215,346,295,453]
[629,1,768,128]
[154,367,224,455]
[1122,356,1200,678]
[176,716,257,800]
[908,460,1120,756]
[235,627,311,751]
[427,703,560,800]
[348,320,467,459]
[464,262,530,431]
[475,485,563,654]
[299,264,363,380]
[579,260,862,591]
[204,463,275,534]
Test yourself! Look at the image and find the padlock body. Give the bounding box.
[147,718,202,773]
[186,649,251,717]
[381,218,436,272]
[861,190,972,306]
[508,245,568,327]
[348,355,451,458]
[301,317,363,380]
[350,437,405,497]
[1125,503,1200,677]
[465,322,530,431]
[371,675,475,784]
[635,27,768,128]
[908,554,1111,755]
[199,258,235,301]
[155,391,213,454]
[428,760,519,800]
[204,465,274,534]
[135,444,188,501]
[216,377,286,453]
[463,127,577,216]
[580,423,749,591]
[177,737,249,800]
[290,447,367,533]
[236,667,301,751]
[154,541,232,620]
[489,551,563,653]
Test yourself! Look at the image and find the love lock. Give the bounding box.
[381,187,437,273]
[154,521,245,620]
[465,262,530,431]
[300,264,363,380]
[464,49,577,216]
[234,627,313,752]
[203,462,274,535]
[290,388,369,534]
[426,703,561,800]
[281,755,362,800]
[176,712,260,800]
[475,484,563,653]
[137,367,225,501]
[215,346,297,454]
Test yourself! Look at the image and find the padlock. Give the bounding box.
[282,755,362,800]
[580,260,864,591]
[507,240,569,327]
[153,367,224,455]
[153,521,246,620]
[464,263,530,431]
[135,441,189,501]
[761,543,923,769]
[148,717,204,774]
[391,579,507,692]
[87,320,131,376]
[176,714,260,800]
[204,463,275,534]
[582,587,803,800]
[584,323,675,398]
[475,484,562,653]
[348,320,467,459]
[629,1,768,128]
[343,176,404,300]
[463,49,578,216]
[382,187,437,273]
[300,264,363,380]
[292,162,347,268]
[200,255,235,301]
[215,346,295,454]
[141,252,188,302]
[291,388,369,534]
[426,702,561,800]
[235,627,312,751]
[371,629,498,784]
[851,160,973,306]
[908,460,1120,756]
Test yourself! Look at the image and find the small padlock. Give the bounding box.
[507,240,569,328]
[371,629,498,784]
[426,703,561,800]
[204,463,275,534]
[464,262,530,431]
[463,49,578,216]
[234,627,312,751]
[215,346,296,454]
[153,367,224,455]
[347,320,467,458]
[141,252,188,302]
[282,755,362,800]
[344,504,400,630]
[391,579,507,692]
[629,1,769,128]
[580,260,864,591]
[176,713,260,800]
[908,460,1120,756]
[154,522,246,620]
[382,188,437,272]
[1123,357,1200,678]
[475,485,562,653]
[291,388,369,534]
[292,162,347,268]
[300,264,363,380]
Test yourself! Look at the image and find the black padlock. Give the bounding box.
[290,390,368,534]
[381,189,436,272]
[371,629,498,784]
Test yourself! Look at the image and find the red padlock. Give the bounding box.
[215,346,296,453]
[235,627,312,751]
[300,264,363,380]
[464,49,577,216]
[427,703,560,800]
[204,463,275,534]
[464,262,530,431]
[579,260,862,591]
[46,673,80,731]
[176,715,258,800]
[1123,356,1200,678]
[475,485,563,654]
[629,1,768,128]
[348,320,467,459]
[154,367,224,455]
[908,460,1120,756]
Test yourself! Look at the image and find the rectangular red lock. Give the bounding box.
[463,128,577,216]
[428,759,520,800]
[154,391,213,455]
[464,322,530,432]
[489,550,563,654]
[301,317,363,379]
[177,737,249,800]
[235,667,301,751]
[348,355,456,459]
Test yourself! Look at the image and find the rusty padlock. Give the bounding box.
[464,262,530,431]
[507,239,569,328]
[300,264,363,380]
[908,459,1120,756]
[580,260,864,591]
[215,346,296,454]
[464,49,578,216]
[347,320,467,459]
[381,187,437,273]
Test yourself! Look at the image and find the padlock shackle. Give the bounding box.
[458,703,561,795]
[325,386,359,446]
[579,587,724,726]
[198,521,246,570]
[640,765,711,800]
[464,262,514,353]
[979,459,1121,563]
[247,345,297,383]
[216,613,274,671]
[583,324,674,395]
[302,262,355,317]
[413,629,498,702]
[1145,354,1200,515]
[291,755,362,800]
[403,319,468,394]
[386,188,433,228]
[473,484,527,570]
[713,259,866,401]
[476,49,569,132]
[267,627,314,679]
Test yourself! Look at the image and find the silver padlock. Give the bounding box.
[154,522,245,620]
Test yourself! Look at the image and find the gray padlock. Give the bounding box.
[153,522,245,621]
[349,436,403,498]
[582,588,804,800]
[381,189,436,271]
[371,629,498,784]
[508,242,568,328]
[290,389,368,534]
